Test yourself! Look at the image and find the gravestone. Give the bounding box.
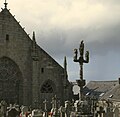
[71,99,75,112]
[0,100,7,117]
[7,108,19,117]
[105,112,114,117]
[65,101,71,117]
[74,100,79,112]
[57,100,61,109]
[113,107,119,117]
[51,95,59,117]
[32,109,43,117]
[97,106,105,117]
[58,106,65,117]
[43,99,48,117]
[20,106,29,117]
[105,107,114,117]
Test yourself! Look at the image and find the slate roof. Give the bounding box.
[83,80,119,99]
[101,84,120,101]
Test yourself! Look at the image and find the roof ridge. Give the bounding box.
[90,80,118,82]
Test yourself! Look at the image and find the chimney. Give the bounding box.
[119,78,120,84]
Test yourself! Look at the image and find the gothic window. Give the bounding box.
[0,57,22,104]
[0,57,20,81]
[41,80,54,93]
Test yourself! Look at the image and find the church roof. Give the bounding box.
[0,3,65,71]
[0,6,31,41]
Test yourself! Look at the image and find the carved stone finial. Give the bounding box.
[4,0,8,9]
[32,31,39,60]
[64,56,67,71]
[32,31,36,42]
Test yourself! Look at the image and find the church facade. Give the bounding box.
[0,3,73,108]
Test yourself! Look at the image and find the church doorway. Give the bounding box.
[0,57,23,105]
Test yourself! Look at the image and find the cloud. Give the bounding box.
[8,0,119,59]
[1,0,120,81]
[5,0,120,31]
[36,22,120,59]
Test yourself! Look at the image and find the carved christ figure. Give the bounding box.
[79,40,84,57]
[73,49,78,61]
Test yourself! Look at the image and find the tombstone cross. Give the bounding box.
[43,99,48,117]
[43,99,48,111]
[51,95,57,109]
[97,106,105,117]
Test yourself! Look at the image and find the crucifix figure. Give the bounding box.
[73,40,89,101]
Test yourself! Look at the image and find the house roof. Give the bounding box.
[101,84,120,101]
[83,80,118,99]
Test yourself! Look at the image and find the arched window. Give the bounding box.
[0,57,21,81]
[41,80,54,93]
[0,57,23,104]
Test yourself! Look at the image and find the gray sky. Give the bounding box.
[1,0,120,82]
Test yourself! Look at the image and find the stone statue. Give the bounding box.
[85,51,89,63]
[79,40,84,57]
[74,40,89,63]
[73,49,78,62]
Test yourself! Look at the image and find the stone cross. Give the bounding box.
[71,99,75,111]
[58,106,66,117]
[43,99,48,111]
[43,99,48,117]
[57,100,61,109]
[8,108,19,117]
[51,95,60,117]
[51,98,55,109]
[113,107,119,117]
[97,106,105,117]
[51,95,57,109]
[65,101,71,117]
[73,40,89,101]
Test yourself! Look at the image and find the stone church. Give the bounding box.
[0,2,73,108]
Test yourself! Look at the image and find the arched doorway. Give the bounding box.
[0,57,23,104]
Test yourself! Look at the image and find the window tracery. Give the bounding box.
[0,57,20,81]
[0,57,21,103]
[41,80,54,93]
